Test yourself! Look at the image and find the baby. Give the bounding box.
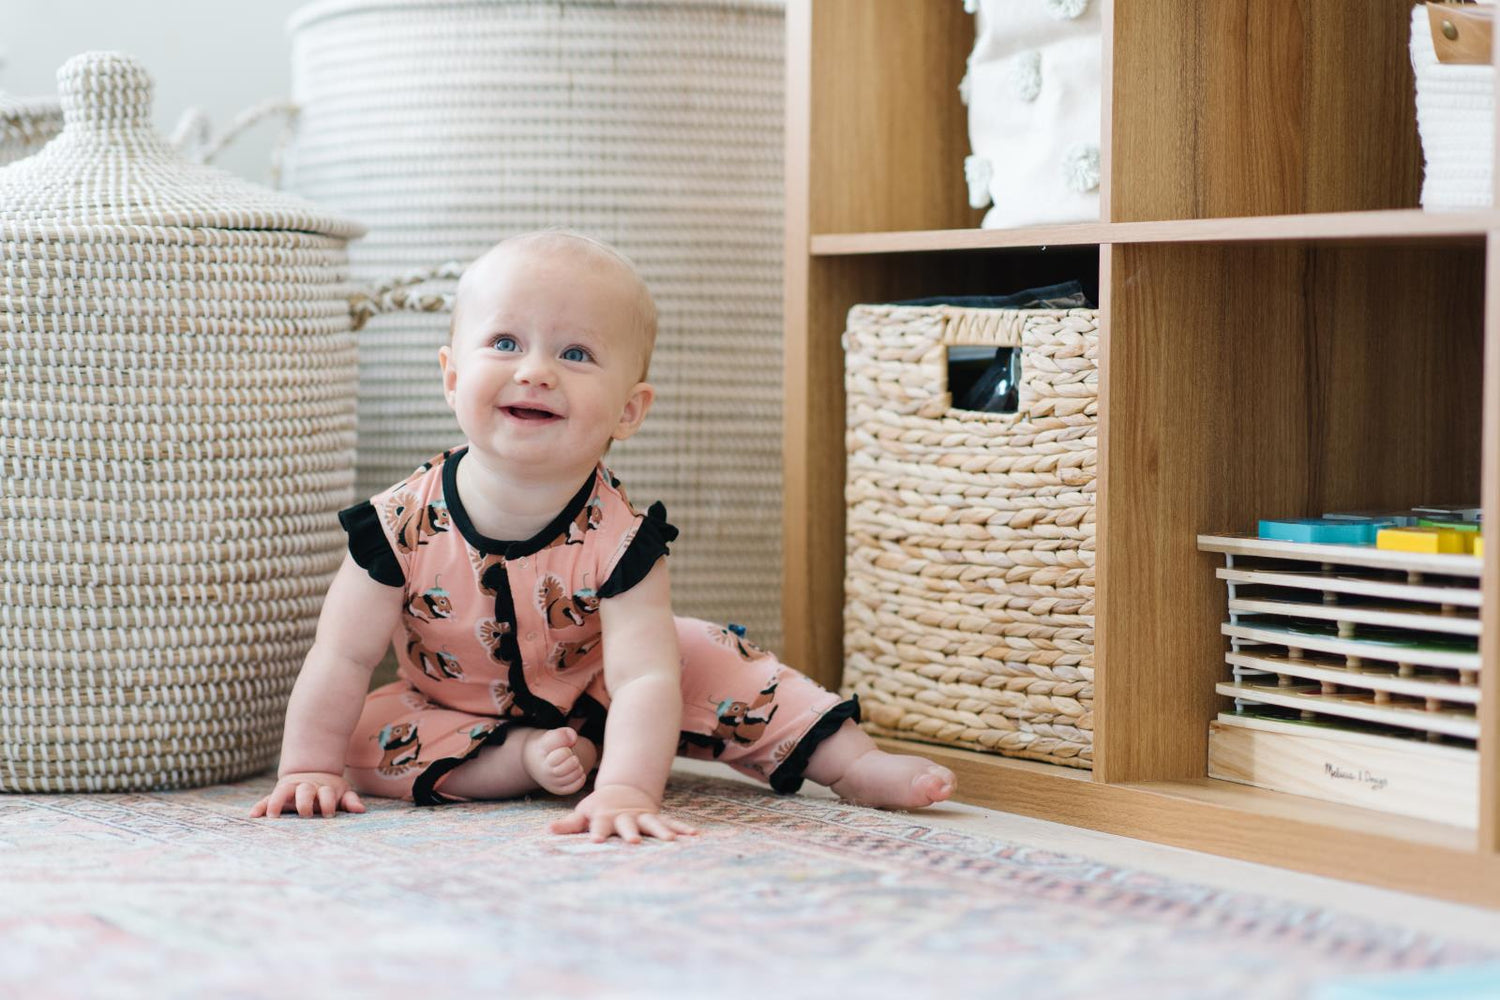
[252,231,956,841]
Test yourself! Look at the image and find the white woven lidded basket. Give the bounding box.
[843,304,1097,768]
[0,93,62,166]
[0,52,367,792]
[283,0,787,648]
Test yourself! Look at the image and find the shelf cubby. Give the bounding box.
[785,0,1500,905]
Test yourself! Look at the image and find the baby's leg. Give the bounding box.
[673,618,954,810]
[801,719,955,810]
[441,727,599,799]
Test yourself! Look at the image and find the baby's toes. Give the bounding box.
[552,761,586,793]
[913,767,956,804]
[546,746,582,773]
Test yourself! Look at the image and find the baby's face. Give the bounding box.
[439,245,654,476]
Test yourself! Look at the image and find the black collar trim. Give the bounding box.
[442,447,597,558]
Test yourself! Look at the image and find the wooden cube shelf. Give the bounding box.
[784,0,1500,907]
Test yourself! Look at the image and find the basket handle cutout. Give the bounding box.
[947,345,1020,414]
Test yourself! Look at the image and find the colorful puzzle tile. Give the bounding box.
[1376,526,1467,554]
[1258,518,1386,545]
[1323,509,1420,527]
[1417,518,1479,532]
[1411,504,1482,523]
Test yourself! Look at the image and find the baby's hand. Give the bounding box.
[548,783,699,844]
[250,771,366,819]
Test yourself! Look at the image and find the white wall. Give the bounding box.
[0,0,307,182]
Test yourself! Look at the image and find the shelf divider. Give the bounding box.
[1482,232,1500,855]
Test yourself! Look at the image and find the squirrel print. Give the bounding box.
[406,631,463,680]
[375,722,421,776]
[710,680,779,746]
[387,491,451,553]
[406,583,453,622]
[536,575,599,629]
[710,623,770,661]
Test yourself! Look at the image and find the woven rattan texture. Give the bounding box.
[0,53,361,792]
[0,95,62,166]
[283,0,786,648]
[843,305,1097,768]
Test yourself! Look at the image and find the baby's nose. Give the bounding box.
[514,356,557,386]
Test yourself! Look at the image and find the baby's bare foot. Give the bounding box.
[830,749,956,810]
[521,728,595,795]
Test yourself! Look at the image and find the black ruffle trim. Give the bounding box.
[412,724,512,807]
[338,501,404,587]
[596,501,679,598]
[767,696,861,795]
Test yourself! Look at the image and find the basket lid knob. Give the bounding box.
[56,51,154,135]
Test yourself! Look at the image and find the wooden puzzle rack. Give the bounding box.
[1199,534,1481,825]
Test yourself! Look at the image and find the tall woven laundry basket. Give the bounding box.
[283,0,787,648]
[0,52,366,792]
[842,304,1097,768]
[0,93,61,165]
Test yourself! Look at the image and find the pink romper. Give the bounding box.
[337,447,858,805]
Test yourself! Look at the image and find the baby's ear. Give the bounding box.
[438,345,457,408]
[612,382,656,441]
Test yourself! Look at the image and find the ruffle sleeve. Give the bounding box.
[597,501,679,598]
[338,500,405,587]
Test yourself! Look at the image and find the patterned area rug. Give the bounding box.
[1,773,1492,1000]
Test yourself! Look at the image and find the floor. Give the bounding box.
[673,758,1500,949]
[6,756,1496,999]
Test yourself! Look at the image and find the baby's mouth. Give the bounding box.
[502,405,561,422]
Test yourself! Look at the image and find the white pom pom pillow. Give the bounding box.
[962,0,1103,228]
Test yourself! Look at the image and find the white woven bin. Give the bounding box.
[0,52,366,792]
[1410,3,1494,210]
[283,0,787,648]
[842,304,1097,768]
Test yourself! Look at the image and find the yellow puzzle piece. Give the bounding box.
[1376,526,1467,554]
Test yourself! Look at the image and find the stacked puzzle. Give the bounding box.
[1197,505,1483,829]
[1256,505,1482,557]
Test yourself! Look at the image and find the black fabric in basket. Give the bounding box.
[891,280,1093,310]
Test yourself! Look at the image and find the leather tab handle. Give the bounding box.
[1427,2,1493,65]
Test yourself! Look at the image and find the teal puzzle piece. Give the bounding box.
[1257,518,1391,545]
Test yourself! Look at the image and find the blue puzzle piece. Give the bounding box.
[1257,518,1391,545]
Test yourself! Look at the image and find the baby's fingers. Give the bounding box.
[316,785,339,819]
[340,789,367,814]
[294,782,317,818]
[256,785,295,819]
[549,810,589,836]
[614,814,642,844]
[636,814,676,841]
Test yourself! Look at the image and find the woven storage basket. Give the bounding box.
[0,93,62,166]
[842,304,1097,768]
[283,0,787,647]
[0,52,366,792]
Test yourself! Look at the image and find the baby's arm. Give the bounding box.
[250,554,403,819]
[548,559,698,843]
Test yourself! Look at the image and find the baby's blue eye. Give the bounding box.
[493,336,519,352]
[561,346,592,363]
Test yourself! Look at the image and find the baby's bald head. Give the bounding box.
[451,230,658,380]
